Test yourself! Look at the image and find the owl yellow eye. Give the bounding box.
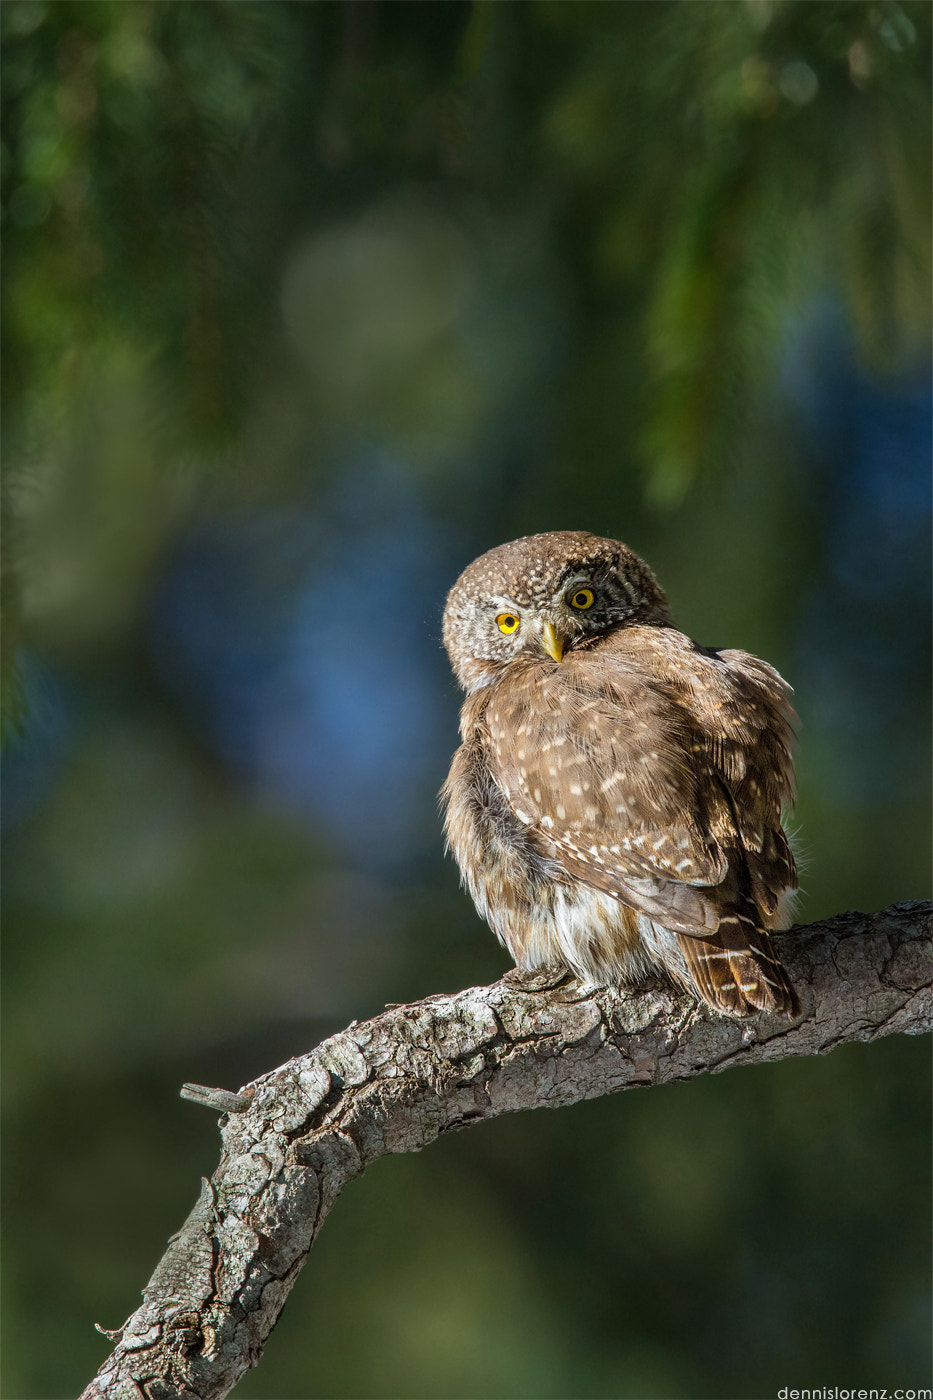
[496,612,520,635]
[568,587,595,610]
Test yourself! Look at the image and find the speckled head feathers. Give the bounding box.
[443,530,671,691]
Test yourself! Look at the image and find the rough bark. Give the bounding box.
[80,901,932,1400]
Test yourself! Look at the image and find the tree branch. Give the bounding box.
[80,901,932,1400]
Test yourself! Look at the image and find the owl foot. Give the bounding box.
[502,963,576,993]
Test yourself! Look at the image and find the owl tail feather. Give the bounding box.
[677,912,800,1020]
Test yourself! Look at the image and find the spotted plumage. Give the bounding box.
[441,530,800,1018]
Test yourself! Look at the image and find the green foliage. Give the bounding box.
[3,1,929,488]
[2,0,929,698]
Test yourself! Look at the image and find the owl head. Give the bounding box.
[443,530,671,692]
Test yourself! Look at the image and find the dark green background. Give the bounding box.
[2,3,930,1397]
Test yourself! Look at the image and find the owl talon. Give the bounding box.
[502,964,574,993]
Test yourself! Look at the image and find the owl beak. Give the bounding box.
[540,619,564,663]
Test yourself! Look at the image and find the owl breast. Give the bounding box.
[441,676,692,988]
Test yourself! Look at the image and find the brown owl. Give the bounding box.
[441,530,800,1018]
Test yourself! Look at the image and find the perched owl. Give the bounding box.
[441,530,800,1018]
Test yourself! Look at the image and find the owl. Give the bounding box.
[441,530,800,1018]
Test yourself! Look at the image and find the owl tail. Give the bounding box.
[677,909,800,1020]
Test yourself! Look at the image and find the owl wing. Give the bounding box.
[485,627,797,941]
